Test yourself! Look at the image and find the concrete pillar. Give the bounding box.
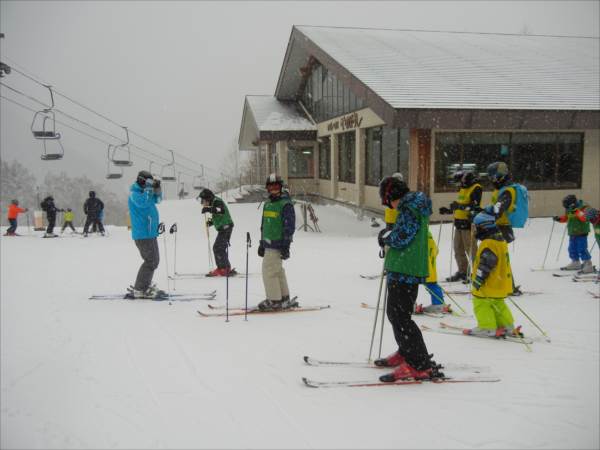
[276,141,288,181]
[355,128,366,206]
[330,133,338,199]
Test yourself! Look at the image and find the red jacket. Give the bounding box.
[7,204,25,220]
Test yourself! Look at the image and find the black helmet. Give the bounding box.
[265,173,284,189]
[487,162,510,187]
[379,176,409,208]
[198,188,214,202]
[11,199,18,205]
[136,170,154,187]
[89,191,96,198]
[562,194,578,210]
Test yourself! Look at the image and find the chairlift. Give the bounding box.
[112,127,133,167]
[106,145,123,179]
[193,175,204,190]
[30,85,65,160]
[160,150,177,181]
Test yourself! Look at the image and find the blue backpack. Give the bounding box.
[500,183,529,228]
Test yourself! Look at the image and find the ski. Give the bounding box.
[420,323,534,345]
[587,290,600,299]
[302,375,500,388]
[359,274,380,280]
[572,277,598,283]
[207,296,299,311]
[169,270,253,280]
[444,289,543,296]
[302,356,490,372]
[90,289,217,301]
[553,272,579,277]
[197,305,330,317]
[360,302,444,318]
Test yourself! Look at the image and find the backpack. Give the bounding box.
[500,183,529,228]
[40,198,49,211]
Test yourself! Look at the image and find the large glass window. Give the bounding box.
[288,146,314,178]
[319,137,331,179]
[365,127,383,186]
[338,131,356,183]
[434,132,584,192]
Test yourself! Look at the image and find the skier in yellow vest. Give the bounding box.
[61,208,76,234]
[439,171,482,282]
[463,212,523,338]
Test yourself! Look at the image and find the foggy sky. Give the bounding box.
[1,1,598,197]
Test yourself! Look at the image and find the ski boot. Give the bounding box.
[374,351,405,367]
[445,271,467,282]
[561,260,582,271]
[578,260,596,275]
[415,304,452,315]
[257,299,281,311]
[206,268,227,277]
[503,325,525,338]
[280,295,299,309]
[379,359,443,382]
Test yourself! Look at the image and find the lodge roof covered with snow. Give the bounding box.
[277,26,600,111]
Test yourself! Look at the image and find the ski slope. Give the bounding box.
[1,197,599,449]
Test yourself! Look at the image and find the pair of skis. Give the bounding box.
[301,356,499,388]
[197,297,331,317]
[89,289,217,301]
[421,322,535,345]
[552,272,598,282]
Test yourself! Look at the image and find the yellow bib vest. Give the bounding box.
[425,233,438,283]
[453,184,482,221]
[64,211,74,222]
[384,207,399,226]
[471,239,513,298]
[490,187,516,226]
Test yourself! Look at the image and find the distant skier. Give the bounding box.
[40,195,62,237]
[554,195,593,273]
[61,208,76,234]
[83,191,105,237]
[257,174,297,311]
[5,199,28,236]
[127,171,163,299]
[375,176,440,382]
[439,170,482,282]
[463,212,523,338]
[198,188,235,276]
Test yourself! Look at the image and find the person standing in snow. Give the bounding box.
[198,188,235,277]
[439,170,482,282]
[554,195,593,274]
[127,171,163,298]
[463,212,523,338]
[375,176,440,382]
[83,191,105,237]
[61,208,76,234]
[257,174,297,311]
[5,199,28,236]
[414,231,451,315]
[40,195,62,237]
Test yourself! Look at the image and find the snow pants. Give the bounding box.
[473,296,514,330]
[213,226,232,269]
[453,228,473,275]
[425,282,444,305]
[84,215,105,234]
[46,214,56,234]
[568,235,591,261]
[385,280,431,370]
[7,218,17,234]
[262,248,289,301]
[61,221,76,232]
[134,238,160,290]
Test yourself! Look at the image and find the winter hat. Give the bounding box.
[562,195,577,210]
[379,176,409,208]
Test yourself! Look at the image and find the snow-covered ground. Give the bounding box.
[1,199,599,449]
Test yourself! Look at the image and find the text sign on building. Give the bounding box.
[327,112,363,132]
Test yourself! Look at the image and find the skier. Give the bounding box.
[415,231,451,315]
[61,208,76,234]
[198,188,235,276]
[83,191,105,237]
[374,176,440,382]
[463,212,523,338]
[554,195,593,273]
[257,174,298,311]
[584,207,599,281]
[127,170,163,299]
[439,170,482,282]
[5,199,28,236]
[40,195,62,237]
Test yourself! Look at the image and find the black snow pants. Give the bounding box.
[46,214,56,234]
[213,226,233,269]
[385,279,431,370]
[61,221,76,232]
[83,215,105,234]
[134,238,160,290]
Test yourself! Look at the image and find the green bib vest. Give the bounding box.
[384,206,429,277]
[262,197,292,241]
[567,209,590,236]
[211,196,233,230]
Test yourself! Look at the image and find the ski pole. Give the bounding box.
[449,225,455,277]
[490,302,532,352]
[368,260,386,362]
[507,296,551,342]
[170,223,178,290]
[556,224,567,262]
[437,284,468,314]
[377,282,388,359]
[26,212,31,235]
[225,244,229,323]
[422,283,466,315]
[158,223,171,301]
[436,218,444,250]
[205,215,215,270]
[245,232,251,322]
[540,218,556,270]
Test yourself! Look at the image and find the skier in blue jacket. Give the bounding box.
[127,170,163,298]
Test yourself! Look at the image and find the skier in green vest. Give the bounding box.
[257,174,297,311]
[374,176,441,382]
[199,188,235,277]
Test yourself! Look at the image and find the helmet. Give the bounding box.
[461,171,477,187]
[391,172,404,181]
[89,191,96,198]
[473,212,497,231]
[198,188,214,202]
[136,170,154,187]
[487,162,510,186]
[452,170,465,184]
[562,194,578,210]
[265,173,284,189]
[11,199,18,205]
[585,207,599,223]
[379,176,409,208]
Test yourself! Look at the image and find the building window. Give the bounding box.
[365,127,383,186]
[268,143,278,174]
[338,131,356,183]
[434,132,584,192]
[319,137,331,179]
[288,146,314,178]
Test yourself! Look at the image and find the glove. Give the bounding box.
[377,229,387,248]
[280,246,290,260]
[206,219,213,227]
[258,245,265,257]
[553,216,561,222]
[472,277,483,290]
[201,207,212,214]
[439,207,452,215]
[153,179,161,188]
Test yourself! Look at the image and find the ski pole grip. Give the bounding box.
[158,222,165,234]
[170,223,177,234]
[246,232,251,247]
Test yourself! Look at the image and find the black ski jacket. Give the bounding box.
[84,197,104,218]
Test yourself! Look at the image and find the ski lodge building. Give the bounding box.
[238,26,600,219]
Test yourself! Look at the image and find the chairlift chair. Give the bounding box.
[31,86,65,160]
[160,150,177,181]
[106,146,123,179]
[112,127,133,167]
[193,175,204,190]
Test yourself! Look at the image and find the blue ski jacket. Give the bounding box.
[128,182,162,240]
